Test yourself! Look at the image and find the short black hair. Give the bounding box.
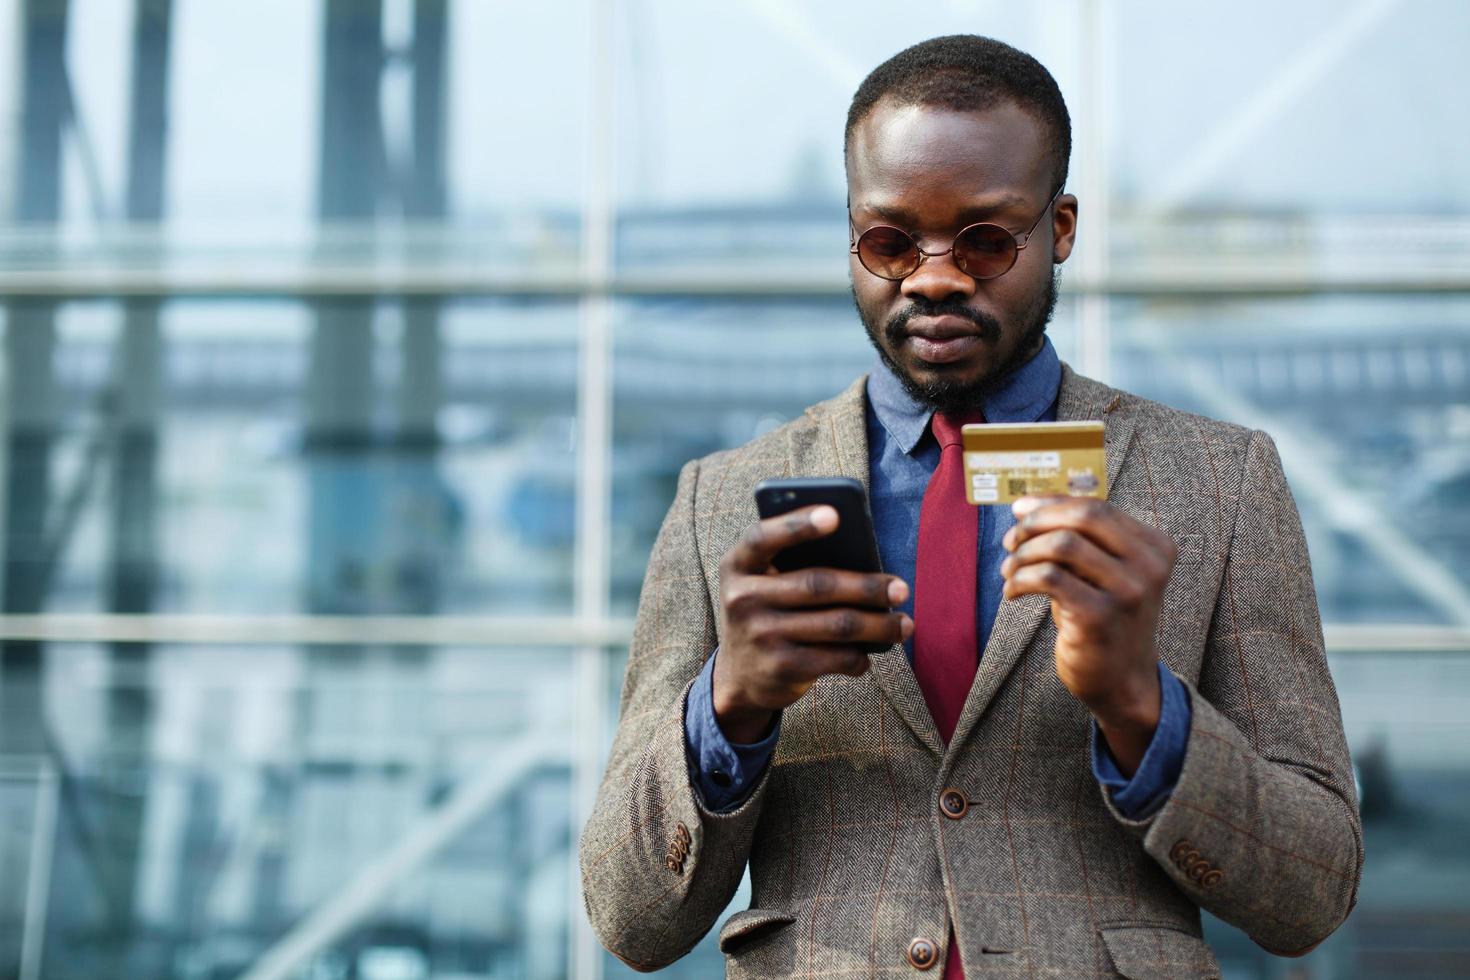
[845,35,1071,191]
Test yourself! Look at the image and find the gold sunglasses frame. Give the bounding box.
[848,184,1065,281]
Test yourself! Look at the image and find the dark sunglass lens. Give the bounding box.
[954,224,1017,279]
[858,227,918,278]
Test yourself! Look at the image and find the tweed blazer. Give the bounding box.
[580,363,1363,978]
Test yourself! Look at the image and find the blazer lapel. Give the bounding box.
[811,377,946,758]
[943,363,1140,763]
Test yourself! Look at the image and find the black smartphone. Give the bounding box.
[753,477,883,576]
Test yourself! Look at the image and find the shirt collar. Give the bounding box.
[866,334,1062,456]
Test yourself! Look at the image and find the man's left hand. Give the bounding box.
[999,495,1179,776]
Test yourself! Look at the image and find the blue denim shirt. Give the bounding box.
[684,336,1190,816]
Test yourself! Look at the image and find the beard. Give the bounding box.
[856,268,1060,417]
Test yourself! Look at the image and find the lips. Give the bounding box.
[906,314,980,338]
[903,315,984,363]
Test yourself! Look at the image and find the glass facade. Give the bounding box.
[0,2,1465,978]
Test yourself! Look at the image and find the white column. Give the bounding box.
[570,0,616,977]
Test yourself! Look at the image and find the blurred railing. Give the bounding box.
[5,635,1470,979]
[0,637,598,980]
[2,614,1469,652]
[0,218,1466,299]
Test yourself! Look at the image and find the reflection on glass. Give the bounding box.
[0,1,1464,977]
[8,643,577,978]
[5,298,581,617]
[1111,296,1470,624]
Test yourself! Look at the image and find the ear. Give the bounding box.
[1052,193,1078,264]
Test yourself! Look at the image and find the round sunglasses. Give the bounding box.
[848,185,1064,281]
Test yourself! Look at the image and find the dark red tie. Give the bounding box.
[913,410,983,743]
[912,409,983,980]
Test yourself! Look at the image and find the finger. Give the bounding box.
[769,607,913,647]
[1005,496,1146,560]
[1002,559,1105,611]
[1001,527,1129,593]
[726,505,839,574]
[780,644,874,680]
[756,568,909,610]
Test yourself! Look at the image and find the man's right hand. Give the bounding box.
[713,504,912,744]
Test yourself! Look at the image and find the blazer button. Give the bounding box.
[939,788,969,820]
[906,937,938,970]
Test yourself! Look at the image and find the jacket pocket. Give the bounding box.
[719,907,797,955]
[1099,925,1221,979]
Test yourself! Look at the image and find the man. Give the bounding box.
[580,35,1362,978]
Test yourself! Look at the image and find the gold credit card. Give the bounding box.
[960,421,1107,505]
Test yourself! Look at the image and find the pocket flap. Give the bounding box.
[1099,925,1220,979]
[718,908,797,954]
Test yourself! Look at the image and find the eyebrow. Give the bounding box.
[858,194,1032,227]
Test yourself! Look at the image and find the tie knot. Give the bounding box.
[930,410,984,449]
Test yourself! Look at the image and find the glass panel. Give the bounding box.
[1108,1,1470,280]
[0,3,1464,978]
[1110,295,1470,624]
[4,642,578,978]
[0,0,591,289]
[1112,0,1470,215]
[448,0,592,216]
[2,298,579,616]
[167,0,320,236]
[2,299,121,615]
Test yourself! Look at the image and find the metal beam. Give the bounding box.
[0,612,1462,655]
[1323,624,1470,653]
[18,760,59,980]
[307,0,382,626]
[3,0,69,754]
[0,268,1467,299]
[99,0,173,936]
[406,0,447,222]
[399,0,448,443]
[0,609,631,651]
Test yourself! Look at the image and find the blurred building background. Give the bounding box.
[0,1,1465,978]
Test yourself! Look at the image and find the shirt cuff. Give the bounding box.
[1091,661,1192,820]
[683,647,781,812]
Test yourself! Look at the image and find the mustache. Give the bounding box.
[884,300,1003,347]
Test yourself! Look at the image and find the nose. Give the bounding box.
[899,247,976,305]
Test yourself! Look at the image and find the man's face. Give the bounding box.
[846,99,1077,414]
